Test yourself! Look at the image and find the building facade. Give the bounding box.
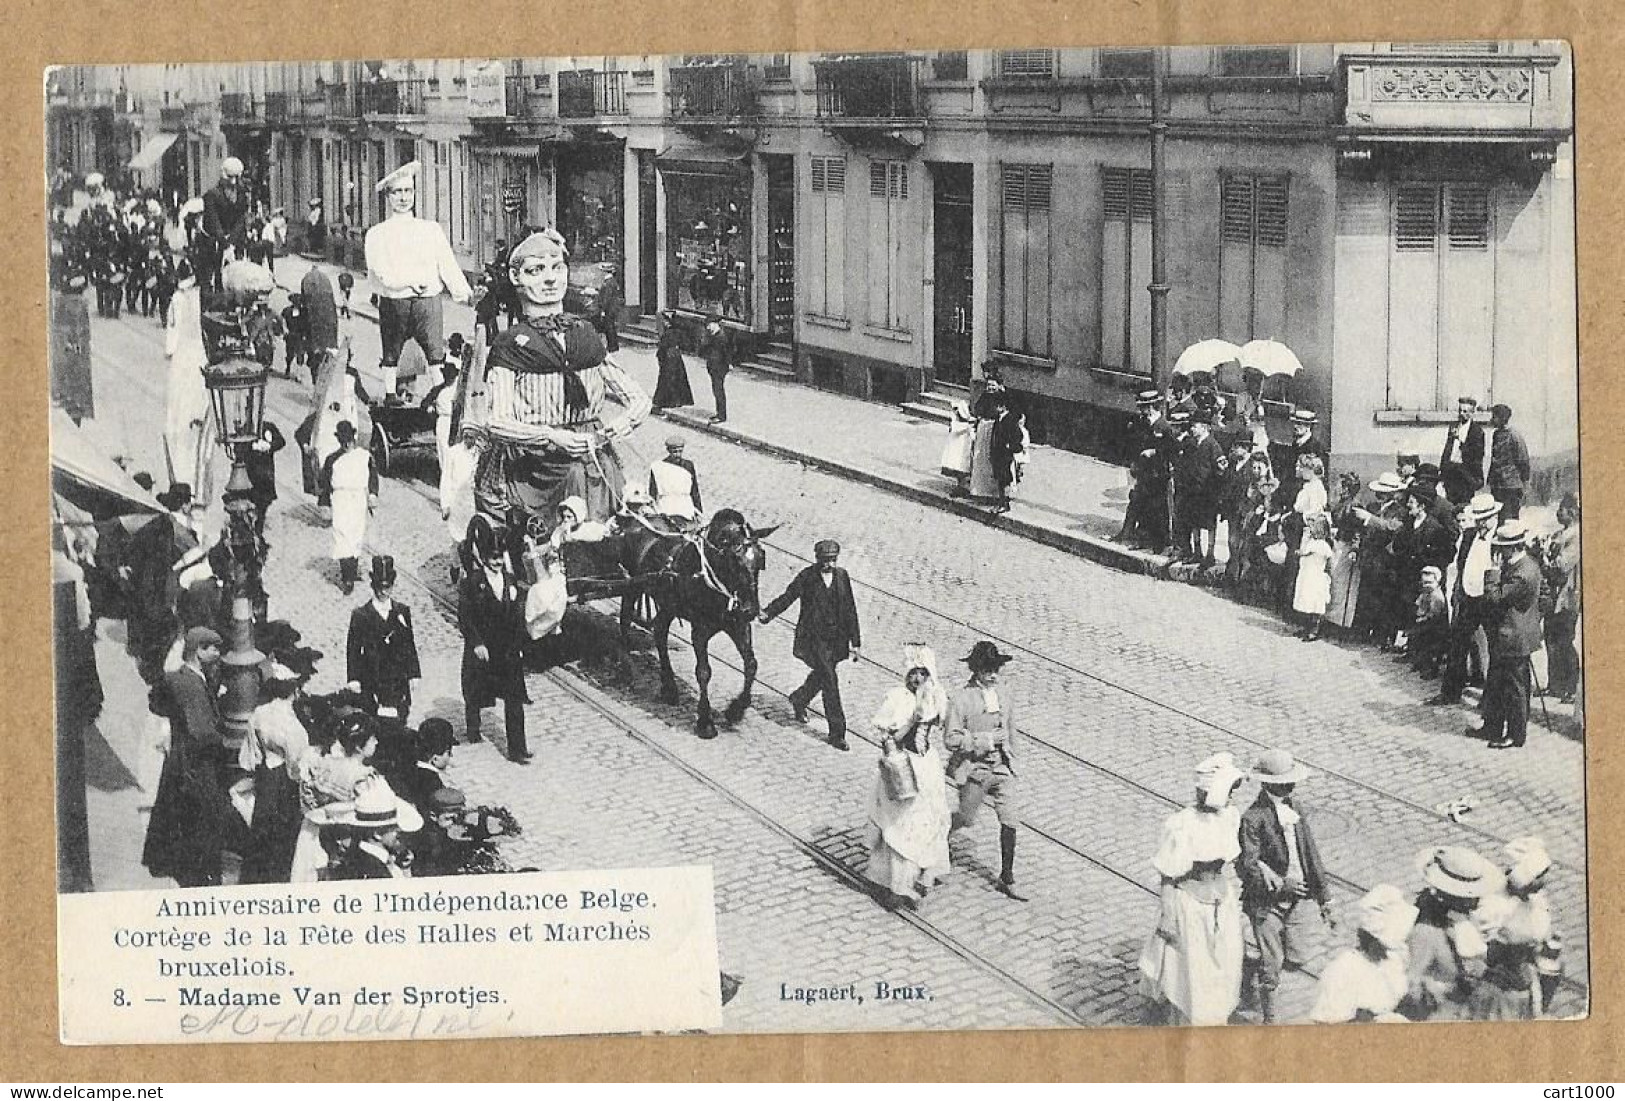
[47,43,1576,493]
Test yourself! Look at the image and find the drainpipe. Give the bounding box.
[1149,46,1170,395]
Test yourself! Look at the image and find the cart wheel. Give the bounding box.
[371,428,391,476]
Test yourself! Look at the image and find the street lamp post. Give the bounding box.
[201,330,270,742]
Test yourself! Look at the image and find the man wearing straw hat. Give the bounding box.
[1431,492,1500,706]
[364,160,473,402]
[1114,389,1174,551]
[1238,748,1336,1024]
[1475,519,1544,750]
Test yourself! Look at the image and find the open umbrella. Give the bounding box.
[1173,339,1243,377]
[1238,339,1304,379]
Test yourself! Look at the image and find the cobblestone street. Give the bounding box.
[71,289,1589,1030]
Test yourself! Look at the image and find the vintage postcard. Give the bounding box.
[46,40,1582,1045]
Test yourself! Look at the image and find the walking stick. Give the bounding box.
[1529,656,1552,728]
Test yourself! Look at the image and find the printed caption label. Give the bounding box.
[59,866,721,1045]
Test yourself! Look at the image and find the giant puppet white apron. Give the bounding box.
[164,284,211,488]
[328,447,372,560]
[649,458,698,521]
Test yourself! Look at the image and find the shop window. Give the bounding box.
[667,169,753,323]
[806,155,847,319]
[764,54,791,82]
[997,50,1056,80]
[1098,48,1154,78]
[867,161,910,332]
[1216,46,1295,77]
[934,52,969,81]
[557,150,624,266]
[1100,166,1153,373]
[1218,173,1289,344]
[1386,182,1497,409]
[995,163,1053,359]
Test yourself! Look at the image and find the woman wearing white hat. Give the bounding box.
[315,776,423,881]
[1470,836,1563,1019]
[1137,751,1248,1026]
[862,646,952,910]
[1309,884,1417,1023]
[1400,846,1503,1020]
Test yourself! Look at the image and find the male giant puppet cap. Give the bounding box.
[376,160,421,193]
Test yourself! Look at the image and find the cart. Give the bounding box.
[366,400,440,477]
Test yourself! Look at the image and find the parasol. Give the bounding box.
[1172,339,1243,377]
[1238,339,1304,379]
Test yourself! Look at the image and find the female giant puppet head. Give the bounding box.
[507,228,570,313]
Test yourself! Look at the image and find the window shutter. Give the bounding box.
[999,50,1055,79]
[1004,165,1029,211]
[1102,168,1130,219]
[870,161,887,198]
[1255,176,1289,247]
[1395,186,1439,251]
[1003,164,1050,211]
[1221,176,1254,244]
[1130,170,1153,221]
[825,158,844,194]
[892,162,909,201]
[1446,185,1490,250]
[811,157,826,193]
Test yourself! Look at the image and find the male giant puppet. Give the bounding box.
[365,161,473,401]
[468,228,651,530]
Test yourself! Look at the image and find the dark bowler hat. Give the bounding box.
[157,482,194,510]
[335,419,357,442]
[962,640,1014,672]
[813,539,841,560]
[371,556,398,588]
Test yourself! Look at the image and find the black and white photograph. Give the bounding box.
[46,41,1583,1037]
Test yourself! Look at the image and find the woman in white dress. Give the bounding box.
[164,259,211,491]
[863,646,952,910]
[1138,751,1248,1026]
[1309,884,1418,1023]
[290,712,379,883]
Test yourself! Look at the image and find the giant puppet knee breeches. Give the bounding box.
[377,295,446,393]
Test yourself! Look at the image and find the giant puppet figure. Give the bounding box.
[364,161,473,400]
[464,228,651,534]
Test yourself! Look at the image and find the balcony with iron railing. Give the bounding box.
[360,78,426,119]
[264,91,289,124]
[325,82,358,120]
[500,74,553,119]
[159,106,186,132]
[220,92,259,123]
[557,70,628,119]
[298,88,327,122]
[814,54,926,125]
[667,59,760,121]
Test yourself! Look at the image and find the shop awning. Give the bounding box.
[477,143,544,160]
[656,142,750,176]
[50,406,162,521]
[126,132,179,173]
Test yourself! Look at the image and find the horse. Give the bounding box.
[617,508,777,739]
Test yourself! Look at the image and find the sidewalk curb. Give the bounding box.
[659,408,1168,577]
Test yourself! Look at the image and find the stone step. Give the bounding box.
[899,389,965,424]
[738,354,797,380]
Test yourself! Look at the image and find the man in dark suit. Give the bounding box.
[1116,390,1175,550]
[1439,396,1487,506]
[1476,521,1544,749]
[1238,749,1337,1024]
[699,312,731,424]
[346,556,422,721]
[199,157,251,290]
[141,627,231,887]
[760,539,861,750]
[1393,486,1457,628]
[1487,404,1532,521]
[1170,411,1227,565]
[236,420,287,538]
